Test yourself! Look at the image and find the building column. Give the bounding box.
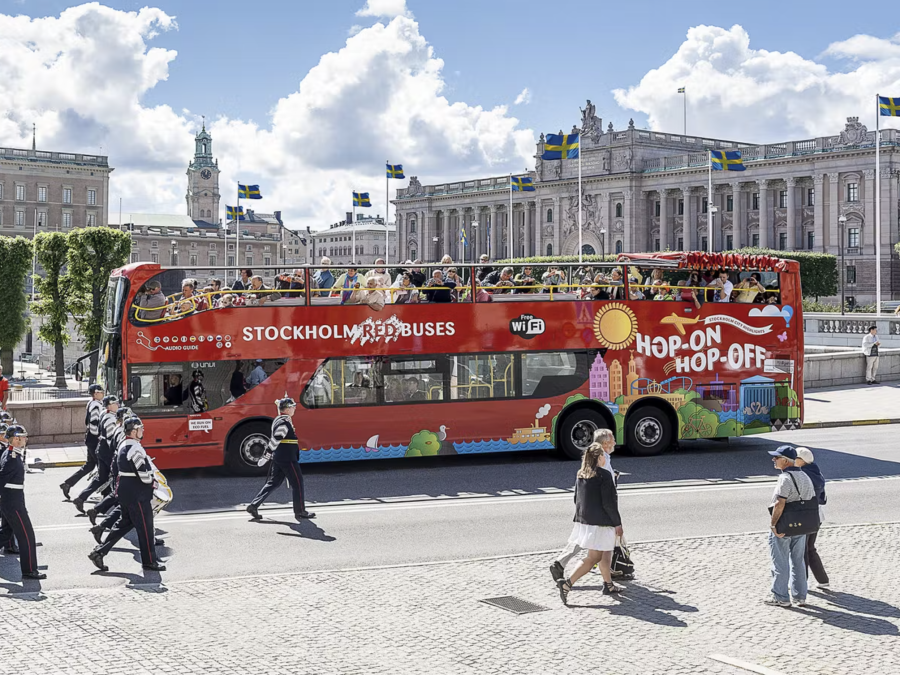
[659,190,669,252]
[682,187,694,251]
[813,174,824,251]
[553,197,562,256]
[758,179,769,249]
[509,206,518,259]
[442,210,451,260]
[475,207,485,258]
[426,211,437,262]
[397,212,405,262]
[524,203,533,257]
[731,182,742,249]
[828,174,840,255]
[864,169,875,254]
[622,190,634,253]
[488,205,499,260]
[786,177,797,250]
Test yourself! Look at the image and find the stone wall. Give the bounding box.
[7,398,87,444]
[804,348,900,389]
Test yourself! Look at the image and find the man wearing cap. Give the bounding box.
[136,280,167,322]
[61,384,105,500]
[0,425,45,579]
[795,447,829,589]
[766,445,816,607]
[0,421,17,555]
[248,360,267,389]
[72,395,120,513]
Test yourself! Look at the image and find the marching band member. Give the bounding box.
[88,407,130,536]
[73,395,119,513]
[61,383,104,500]
[89,417,166,572]
[0,425,45,579]
[0,421,16,555]
[246,397,315,522]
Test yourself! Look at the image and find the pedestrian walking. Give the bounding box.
[246,397,315,522]
[88,417,166,572]
[60,384,104,500]
[766,445,818,607]
[0,425,45,579]
[553,428,624,605]
[795,447,829,589]
[861,325,881,384]
[72,395,119,513]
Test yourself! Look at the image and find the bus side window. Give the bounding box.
[521,352,589,398]
[449,354,515,400]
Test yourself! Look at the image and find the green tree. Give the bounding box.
[67,228,132,382]
[33,232,73,389]
[0,236,34,376]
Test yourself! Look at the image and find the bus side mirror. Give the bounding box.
[126,375,142,404]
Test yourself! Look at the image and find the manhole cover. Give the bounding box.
[480,596,549,614]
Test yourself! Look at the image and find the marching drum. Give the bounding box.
[147,457,174,514]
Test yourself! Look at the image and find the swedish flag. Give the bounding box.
[460,227,468,247]
[879,96,900,117]
[677,87,685,94]
[386,163,405,179]
[542,133,579,160]
[353,191,371,207]
[710,150,746,172]
[226,205,245,221]
[238,184,262,199]
[511,175,536,192]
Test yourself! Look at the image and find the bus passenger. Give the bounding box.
[188,370,207,413]
[177,279,208,314]
[423,270,456,303]
[210,278,223,305]
[711,270,734,303]
[393,274,419,304]
[654,284,676,302]
[476,254,494,283]
[334,267,362,303]
[163,375,184,406]
[248,275,281,305]
[364,277,386,311]
[542,266,566,293]
[366,259,392,289]
[314,258,335,296]
[216,293,236,309]
[404,377,427,401]
[587,275,610,301]
[647,268,665,298]
[514,266,538,294]
[136,280,167,322]
[734,273,766,303]
[484,267,515,293]
[628,276,645,300]
[232,269,253,292]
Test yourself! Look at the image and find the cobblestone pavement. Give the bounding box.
[2,524,898,675]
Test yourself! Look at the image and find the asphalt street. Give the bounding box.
[4,425,900,593]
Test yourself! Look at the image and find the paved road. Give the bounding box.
[6,425,900,592]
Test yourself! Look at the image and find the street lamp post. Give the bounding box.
[600,228,607,258]
[170,240,178,267]
[838,215,847,315]
[432,236,439,263]
[709,205,719,253]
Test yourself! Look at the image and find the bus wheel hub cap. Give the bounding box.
[635,419,661,446]
[572,420,598,449]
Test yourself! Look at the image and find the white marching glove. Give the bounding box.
[257,452,273,467]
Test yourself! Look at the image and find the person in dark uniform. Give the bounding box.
[0,425,45,579]
[246,397,315,522]
[73,395,119,513]
[188,370,206,413]
[61,383,104,500]
[87,407,129,528]
[0,421,17,555]
[88,417,166,572]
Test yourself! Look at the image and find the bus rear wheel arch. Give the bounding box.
[557,404,614,460]
[624,403,675,457]
[225,420,272,476]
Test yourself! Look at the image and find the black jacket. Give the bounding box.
[800,462,827,505]
[573,469,621,527]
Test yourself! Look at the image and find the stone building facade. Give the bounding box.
[186,122,220,222]
[393,108,900,302]
[309,214,397,266]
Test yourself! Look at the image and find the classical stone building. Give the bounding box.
[186,122,220,222]
[393,107,900,302]
[309,214,397,266]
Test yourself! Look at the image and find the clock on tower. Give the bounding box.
[201,169,212,180]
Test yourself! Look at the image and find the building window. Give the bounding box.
[189,255,198,266]
[615,203,623,218]
[546,243,553,256]
[701,198,708,214]
[86,213,96,227]
[752,192,759,210]
[87,189,96,205]
[38,186,48,202]
[409,221,417,234]
[63,188,72,204]
[227,255,235,267]
[264,245,271,252]
[373,245,379,255]
[209,255,217,266]
[654,201,660,217]
[726,234,733,250]
[15,210,25,226]
[131,252,140,263]
[190,241,197,249]
[209,242,217,250]
[246,256,254,266]
[15,185,25,201]
[807,231,814,250]
[726,195,733,212]
[151,253,159,264]
[63,212,72,229]
[151,240,159,249]
[847,183,859,203]
[807,188,815,206]
[546,209,553,223]
[0,184,3,199]
[37,211,47,227]
[677,199,684,216]
[848,227,860,248]
[751,233,759,247]
[778,232,787,250]
[246,244,252,251]
[778,190,787,208]
[654,238,660,251]
[701,236,708,251]
[264,256,271,266]
[846,266,857,284]
[227,243,235,251]
[615,240,623,254]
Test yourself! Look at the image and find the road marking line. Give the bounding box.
[708,654,786,675]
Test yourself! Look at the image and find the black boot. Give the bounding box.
[142,562,166,572]
[90,525,104,545]
[88,550,108,572]
[60,483,71,500]
[246,504,261,521]
[22,571,47,580]
[73,497,85,514]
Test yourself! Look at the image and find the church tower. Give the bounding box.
[186,120,220,223]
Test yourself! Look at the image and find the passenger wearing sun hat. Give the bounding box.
[795,447,830,589]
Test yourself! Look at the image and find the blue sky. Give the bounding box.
[0,0,897,227]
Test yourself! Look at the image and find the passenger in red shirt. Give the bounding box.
[0,364,9,411]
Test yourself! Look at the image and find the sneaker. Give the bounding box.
[763,595,791,607]
[557,578,572,606]
[549,561,564,584]
[793,597,807,607]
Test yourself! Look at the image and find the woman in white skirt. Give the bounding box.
[554,428,624,604]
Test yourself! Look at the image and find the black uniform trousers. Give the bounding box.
[63,434,99,488]
[249,460,306,516]
[0,509,14,549]
[96,497,156,567]
[805,530,830,585]
[0,496,38,574]
[99,505,121,531]
[95,491,117,516]
[76,451,112,502]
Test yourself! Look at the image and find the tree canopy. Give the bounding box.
[0,236,34,374]
[33,232,73,388]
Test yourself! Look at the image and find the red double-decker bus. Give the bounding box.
[96,252,803,474]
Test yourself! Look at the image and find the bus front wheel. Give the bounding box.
[558,408,608,460]
[625,406,673,457]
[225,421,271,476]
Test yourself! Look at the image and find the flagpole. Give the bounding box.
[708,151,713,254]
[385,162,390,265]
[352,194,356,265]
[509,173,513,260]
[236,181,241,274]
[875,94,882,316]
[578,141,583,263]
[683,90,687,135]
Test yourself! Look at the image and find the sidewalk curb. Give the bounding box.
[802,418,900,430]
[32,460,84,469]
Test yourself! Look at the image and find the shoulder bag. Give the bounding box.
[769,472,820,536]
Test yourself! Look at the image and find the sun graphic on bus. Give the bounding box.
[593,303,639,350]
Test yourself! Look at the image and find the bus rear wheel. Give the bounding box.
[225,421,271,476]
[625,406,673,457]
[558,408,608,460]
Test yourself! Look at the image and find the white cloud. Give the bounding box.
[0,4,534,232]
[514,87,531,105]
[613,24,900,143]
[356,0,411,19]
